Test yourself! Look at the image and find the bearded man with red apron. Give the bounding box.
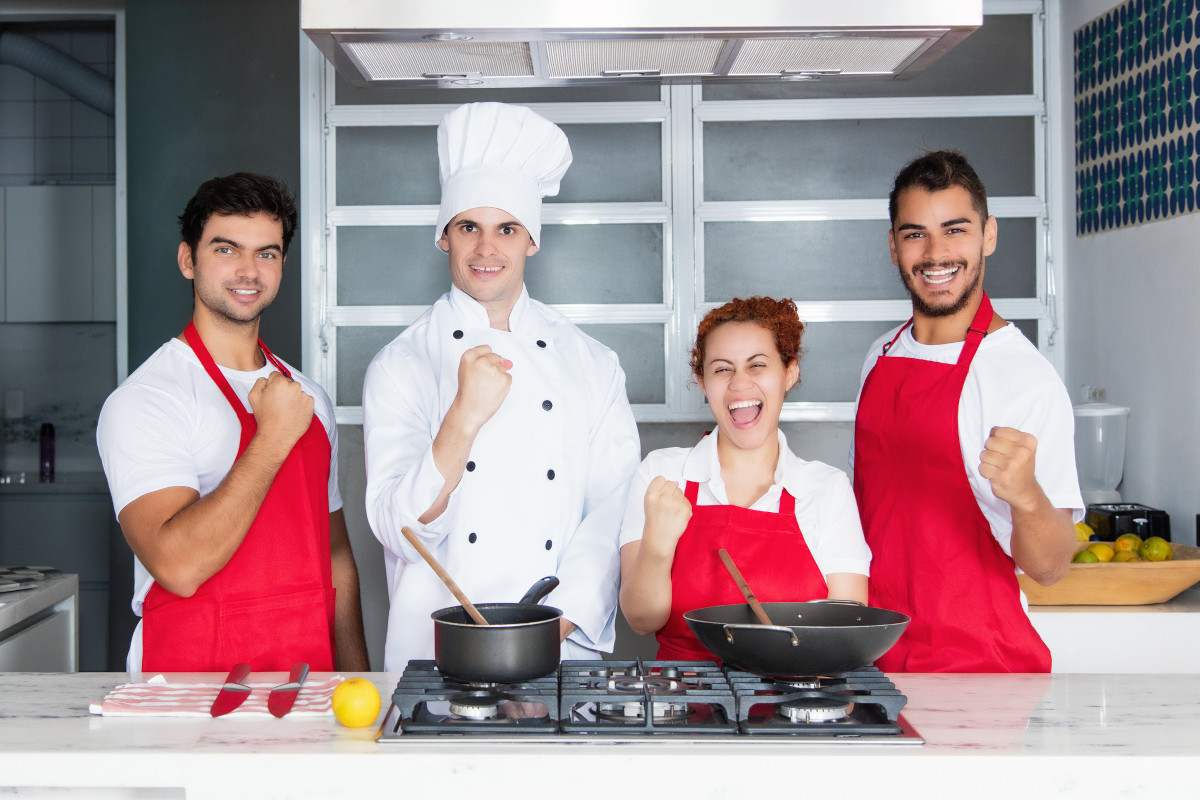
[97,173,368,673]
[852,151,1083,673]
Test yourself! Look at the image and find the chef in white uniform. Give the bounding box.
[363,102,641,671]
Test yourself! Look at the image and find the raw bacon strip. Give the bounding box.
[90,676,343,717]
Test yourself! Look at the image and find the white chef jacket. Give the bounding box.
[363,285,641,671]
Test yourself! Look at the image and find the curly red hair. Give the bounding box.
[689,296,805,382]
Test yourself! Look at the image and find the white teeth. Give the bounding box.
[231,289,258,295]
[473,265,502,272]
[921,266,958,285]
[728,400,761,411]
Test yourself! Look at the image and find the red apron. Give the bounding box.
[141,321,336,672]
[853,294,1051,672]
[656,472,828,661]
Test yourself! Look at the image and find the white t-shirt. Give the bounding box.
[97,338,342,668]
[620,430,871,577]
[852,322,1085,557]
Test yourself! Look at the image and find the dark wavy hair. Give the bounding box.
[689,296,804,382]
[178,173,297,256]
[888,149,988,225]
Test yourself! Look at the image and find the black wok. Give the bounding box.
[684,600,909,678]
[432,576,562,683]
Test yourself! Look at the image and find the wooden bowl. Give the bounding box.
[1018,543,1200,605]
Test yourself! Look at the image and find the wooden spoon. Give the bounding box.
[401,526,489,625]
[718,548,777,627]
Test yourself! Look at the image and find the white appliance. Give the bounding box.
[301,0,982,88]
[1073,403,1131,505]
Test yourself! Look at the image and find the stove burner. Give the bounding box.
[604,675,686,694]
[778,695,851,723]
[595,698,691,721]
[777,677,822,690]
[448,690,501,720]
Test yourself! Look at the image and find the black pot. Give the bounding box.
[684,600,909,678]
[431,577,562,684]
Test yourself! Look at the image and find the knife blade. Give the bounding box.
[267,662,310,718]
[209,663,252,717]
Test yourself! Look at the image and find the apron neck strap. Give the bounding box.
[183,320,286,421]
[957,293,994,367]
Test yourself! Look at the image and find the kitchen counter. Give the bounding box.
[0,671,1197,799]
[1031,584,1200,672]
[0,573,77,671]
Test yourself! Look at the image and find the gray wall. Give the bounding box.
[126,0,302,368]
[1057,0,1199,546]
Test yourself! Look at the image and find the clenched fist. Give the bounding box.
[979,426,1041,513]
[248,371,314,449]
[455,344,513,430]
[641,476,693,558]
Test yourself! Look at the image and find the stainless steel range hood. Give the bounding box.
[301,0,982,88]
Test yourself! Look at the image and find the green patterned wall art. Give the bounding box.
[1075,0,1199,234]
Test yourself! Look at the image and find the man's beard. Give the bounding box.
[900,257,982,318]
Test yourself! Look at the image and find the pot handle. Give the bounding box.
[722,623,800,648]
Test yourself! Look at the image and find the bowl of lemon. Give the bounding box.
[1017,523,1200,605]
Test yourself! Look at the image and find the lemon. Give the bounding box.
[1072,550,1100,564]
[1113,533,1143,552]
[1085,542,1115,562]
[1139,537,1174,563]
[1112,550,1142,562]
[1074,522,1095,542]
[331,677,381,728]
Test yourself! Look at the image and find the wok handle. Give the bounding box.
[722,623,801,648]
[717,548,777,627]
[401,526,490,625]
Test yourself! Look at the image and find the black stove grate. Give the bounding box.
[559,659,738,735]
[727,665,908,736]
[391,660,560,734]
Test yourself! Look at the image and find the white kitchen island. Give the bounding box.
[0,671,1196,799]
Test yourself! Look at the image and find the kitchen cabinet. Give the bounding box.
[0,474,114,670]
[2,185,116,323]
[0,671,1197,798]
[0,573,78,671]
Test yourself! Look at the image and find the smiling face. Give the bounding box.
[699,321,799,454]
[438,206,539,330]
[178,211,284,328]
[889,185,997,322]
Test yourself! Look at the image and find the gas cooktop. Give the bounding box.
[377,659,924,745]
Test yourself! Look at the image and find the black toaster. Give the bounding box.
[1085,503,1171,542]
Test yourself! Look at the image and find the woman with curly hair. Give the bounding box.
[618,296,870,660]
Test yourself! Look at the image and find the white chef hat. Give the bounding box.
[435,102,572,251]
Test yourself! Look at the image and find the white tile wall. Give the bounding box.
[0,25,114,186]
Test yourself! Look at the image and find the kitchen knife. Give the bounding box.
[267,663,310,718]
[209,663,252,717]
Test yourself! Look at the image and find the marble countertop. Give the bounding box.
[0,671,1197,799]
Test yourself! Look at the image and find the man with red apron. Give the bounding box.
[97,174,368,673]
[853,151,1083,673]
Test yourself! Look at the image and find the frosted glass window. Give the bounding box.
[703,218,1038,303]
[578,324,665,404]
[337,227,449,306]
[704,15,1033,100]
[788,320,900,403]
[553,124,662,203]
[530,224,663,303]
[337,327,404,406]
[704,117,1035,201]
[704,221,900,303]
[336,127,439,206]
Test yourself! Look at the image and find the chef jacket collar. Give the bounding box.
[446,283,534,333]
[680,428,790,503]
